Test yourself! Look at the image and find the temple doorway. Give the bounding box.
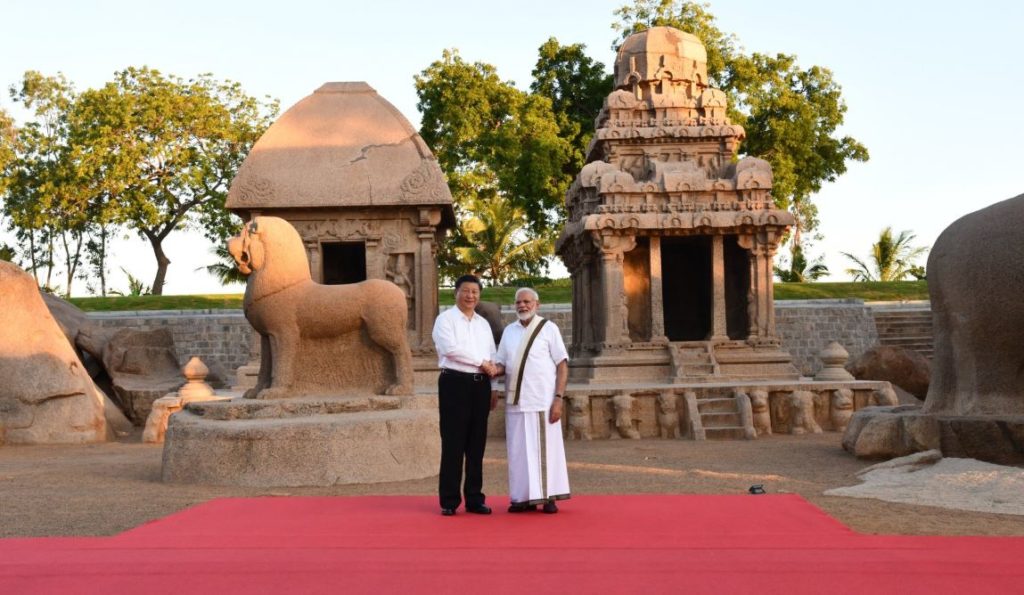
[322,241,367,285]
[662,236,711,341]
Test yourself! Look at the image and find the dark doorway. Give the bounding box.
[661,236,711,341]
[724,235,751,339]
[322,242,367,285]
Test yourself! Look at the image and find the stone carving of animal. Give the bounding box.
[787,390,822,435]
[870,385,899,407]
[656,392,681,439]
[830,388,854,432]
[566,395,592,440]
[228,216,413,398]
[749,388,771,436]
[611,392,640,439]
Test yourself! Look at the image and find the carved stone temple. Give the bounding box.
[226,82,455,351]
[556,26,799,384]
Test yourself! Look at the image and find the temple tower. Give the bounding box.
[556,27,798,383]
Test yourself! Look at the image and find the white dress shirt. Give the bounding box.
[432,306,496,373]
[495,318,568,413]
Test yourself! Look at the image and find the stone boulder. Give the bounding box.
[925,193,1024,417]
[846,345,930,400]
[0,261,106,444]
[474,301,504,346]
[102,328,185,425]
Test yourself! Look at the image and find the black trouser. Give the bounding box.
[437,368,491,510]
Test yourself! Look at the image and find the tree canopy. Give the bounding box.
[612,0,869,248]
[416,43,610,281]
[71,67,278,294]
[1,68,276,295]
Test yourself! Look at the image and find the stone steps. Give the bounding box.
[871,308,934,359]
[695,395,747,439]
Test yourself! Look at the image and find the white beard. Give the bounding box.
[516,310,536,322]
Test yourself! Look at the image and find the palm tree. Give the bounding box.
[197,245,247,286]
[842,227,928,282]
[774,243,829,282]
[455,195,552,285]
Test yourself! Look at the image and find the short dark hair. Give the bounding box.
[454,274,482,291]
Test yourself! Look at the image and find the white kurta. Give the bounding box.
[496,317,570,505]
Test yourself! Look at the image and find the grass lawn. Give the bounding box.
[67,280,928,311]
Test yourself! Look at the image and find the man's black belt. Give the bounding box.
[441,368,489,382]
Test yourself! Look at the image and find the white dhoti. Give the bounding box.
[506,410,570,505]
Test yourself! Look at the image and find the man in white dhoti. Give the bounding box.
[494,287,570,514]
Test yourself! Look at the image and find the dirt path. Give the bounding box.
[2,433,1023,538]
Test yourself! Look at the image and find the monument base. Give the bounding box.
[842,405,1024,464]
[569,341,801,384]
[161,395,439,487]
[483,377,891,442]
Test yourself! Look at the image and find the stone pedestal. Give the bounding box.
[162,395,439,486]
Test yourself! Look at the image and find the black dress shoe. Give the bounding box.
[466,504,492,515]
[542,500,558,514]
[507,503,537,513]
[441,507,456,516]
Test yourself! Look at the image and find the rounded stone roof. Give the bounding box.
[227,82,453,221]
[614,26,709,89]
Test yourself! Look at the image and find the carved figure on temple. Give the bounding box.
[656,392,681,439]
[750,388,771,436]
[610,392,641,439]
[566,395,592,441]
[228,216,414,398]
[787,391,822,435]
[870,385,899,407]
[830,388,854,432]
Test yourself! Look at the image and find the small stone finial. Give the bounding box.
[179,356,215,403]
[815,342,855,381]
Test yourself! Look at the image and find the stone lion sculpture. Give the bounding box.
[228,216,413,398]
[656,392,681,439]
[786,390,822,435]
[749,388,771,436]
[566,395,592,441]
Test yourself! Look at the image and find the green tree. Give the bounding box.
[612,1,869,246]
[416,50,573,281]
[72,67,278,294]
[774,243,828,283]
[4,71,92,296]
[455,195,552,285]
[530,38,614,175]
[416,50,572,234]
[842,227,927,282]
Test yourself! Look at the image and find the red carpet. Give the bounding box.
[2,495,1022,593]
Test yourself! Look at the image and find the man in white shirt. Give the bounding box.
[432,274,498,516]
[494,287,570,514]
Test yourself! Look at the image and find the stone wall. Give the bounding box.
[90,299,881,380]
[775,299,879,376]
[88,310,253,377]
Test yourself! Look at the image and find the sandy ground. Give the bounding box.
[2,432,1023,538]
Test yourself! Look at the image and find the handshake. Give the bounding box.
[479,360,504,378]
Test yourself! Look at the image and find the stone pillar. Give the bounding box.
[365,237,382,279]
[305,239,323,283]
[593,233,636,347]
[415,208,442,351]
[708,234,728,341]
[649,236,666,342]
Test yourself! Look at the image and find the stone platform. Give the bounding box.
[161,394,439,487]
[469,377,889,441]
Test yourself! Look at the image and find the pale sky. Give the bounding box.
[3,0,1022,295]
